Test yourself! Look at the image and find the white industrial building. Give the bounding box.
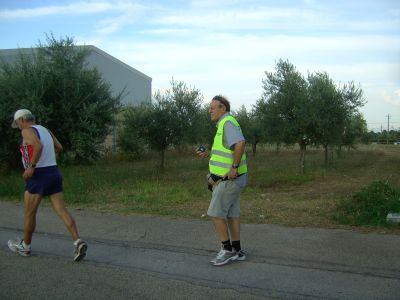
[0,45,152,106]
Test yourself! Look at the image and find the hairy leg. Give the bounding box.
[23,191,42,244]
[50,192,79,240]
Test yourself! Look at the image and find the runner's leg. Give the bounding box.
[24,191,42,244]
[49,192,79,240]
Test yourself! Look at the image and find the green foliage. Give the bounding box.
[119,79,204,168]
[255,60,367,171]
[196,105,215,147]
[117,106,148,159]
[0,48,50,168]
[308,72,345,148]
[253,97,282,145]
[368,129,400,144]
[169,79,204,145]
[334,181,400,226]
[233,105,263,156]
[342,113,368,148]
[340,81,366,112]
[147,94,180,154]
[256,59,311,173]
[0,33,120,167]
[258,59,311,146]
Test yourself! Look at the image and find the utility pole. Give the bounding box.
[386,114,391,144]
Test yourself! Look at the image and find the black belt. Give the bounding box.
[211,173,245,182]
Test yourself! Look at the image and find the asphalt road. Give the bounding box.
[1,202,399,300]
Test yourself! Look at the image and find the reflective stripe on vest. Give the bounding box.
[209,115,248,176]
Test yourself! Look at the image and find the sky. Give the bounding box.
[0,0,399,131]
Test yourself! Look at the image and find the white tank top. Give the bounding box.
[30,125,57,168]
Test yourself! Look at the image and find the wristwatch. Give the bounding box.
[232,164,239,169]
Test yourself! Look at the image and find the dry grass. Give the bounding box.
[239,144,400,233]
[1,144,399,233]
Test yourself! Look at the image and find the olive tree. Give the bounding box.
[0,34,120,167]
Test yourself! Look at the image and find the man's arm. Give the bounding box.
[21,128,43,179]
[49,130,63,153]
[233,140,246,166]
[227,140,245,180]
[224,121,246,179]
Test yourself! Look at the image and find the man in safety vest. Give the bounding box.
[196,95,248,266]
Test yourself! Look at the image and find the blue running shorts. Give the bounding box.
[25,166,63,196]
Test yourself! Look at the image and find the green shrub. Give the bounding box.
[0,34,120,168]
[334,181,400,226]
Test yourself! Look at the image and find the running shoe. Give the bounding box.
[233,249,246,261]
[8,239,31,257]
[74,240,87,262]
[210,247,238,266]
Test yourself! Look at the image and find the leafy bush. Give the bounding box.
[117,106,148,160]
[0,34,120,168]
[118,80,204,168]
[334,181,400,226]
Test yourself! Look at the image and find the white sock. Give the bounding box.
[73,238,82,246]
[22,241,31,250]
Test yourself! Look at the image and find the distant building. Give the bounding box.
[0,45,152,106]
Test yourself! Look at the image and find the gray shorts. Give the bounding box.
[207,180,243,219]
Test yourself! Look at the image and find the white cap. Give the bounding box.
[12,109,33,128]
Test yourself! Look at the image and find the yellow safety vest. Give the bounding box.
[209,115,248,177]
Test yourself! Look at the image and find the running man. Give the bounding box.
[8,109,87,261]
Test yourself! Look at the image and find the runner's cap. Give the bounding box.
[12,109,33,128]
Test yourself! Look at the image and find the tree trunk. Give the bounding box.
[299,142,306,174]
[337,145,342,158]
[160,148,165,170]
[252,143,257,157]
[324,145,328,167]
[276,143,280,154]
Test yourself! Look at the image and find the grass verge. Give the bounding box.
[1,144,399,233]
[333,181,400,227]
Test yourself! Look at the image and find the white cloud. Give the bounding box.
[149,3,398,33]
[0,1,152,20]
[0,2,115,19]
[384,89,400,107]
[95,13,133,35]
[99,34,400,75]
[1,0,398,122]
[139,28,191,36]
[156,7,319,31]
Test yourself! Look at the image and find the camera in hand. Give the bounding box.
[197,145,206,152]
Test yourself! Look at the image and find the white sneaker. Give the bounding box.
[210,247,238,266]
[74,240,88,262]
[8,239,31,257]
[233,249,246,261]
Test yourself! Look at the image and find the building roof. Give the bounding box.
[0,45,151,82]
